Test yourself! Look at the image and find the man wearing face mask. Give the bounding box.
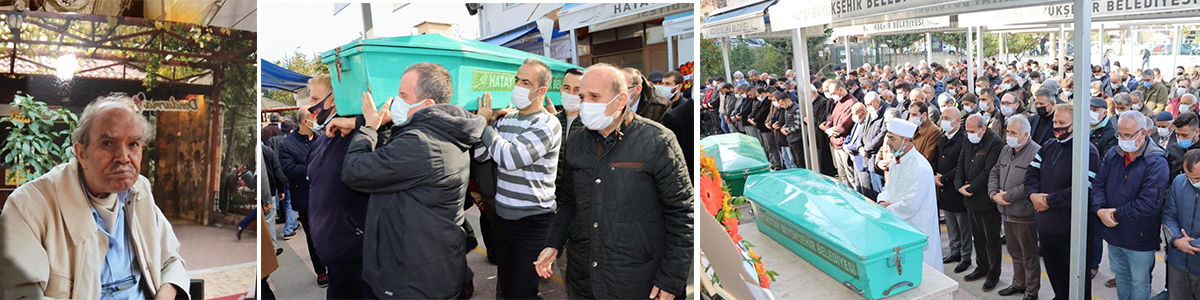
[1155,112,1176,148]
[876,118,944,273]
[1089,97,1120,155]
[955,114,1005,291]
[935,106,973,273]
[1025,103,1102,300]
[0,95,189,299]
[753,88,781,170]
[534,63,692,300]
[779,91,806,169]
[989,115,1042,300]
[621,68,670,123]
[472,58,565,300]
[819,80,861,185]
[1137,69,1172,113]
[1028,88,1061,145]
[908,101,941,163]
[1168,112,1200,179]
[338,62,485,299]
[277,106,328,288]
[1161,149,1200,300]
[557,68,586,141]
[1108,71,1131,97]
[1092,110,1170,300]
[661,71,694,173]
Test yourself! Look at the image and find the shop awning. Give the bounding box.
[701,0,776,38]
[663,11,694,37]
[558,3,692,32]
[482,25,539,46]
[261,59,311,93]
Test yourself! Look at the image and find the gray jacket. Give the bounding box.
[989,140,1042,220]
[342,104,486,299]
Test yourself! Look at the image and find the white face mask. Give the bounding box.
[1001,105,1015,116]
[852,114,863,123]
[940,120,954,132]
[910,115,923,125]
[946,88,956,95]
[967,131,982,144]
[1090,111,1102,125]
[391,96,429,127]
[581,92,624,131]
[561,93,581,112]
[1132,103,1142,110]
[1118,133,1141,152]
[1183,104,1193,112]
[1180,87,1191,97]
[979,100,990,111]
[655,85,675,99]
[963,105,975,113]
[1006,136,1022,148]
[1158,127,1171,137]
[511,85,535,109]
[897,94,906,102]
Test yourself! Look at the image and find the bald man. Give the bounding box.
[535,63,692,300]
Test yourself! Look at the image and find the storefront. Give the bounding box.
[557,2,694,74]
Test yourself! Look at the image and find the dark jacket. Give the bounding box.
[261,123,281,144]
[662,98,694,175]
[989,141,1042,220]
[278,131,313,212]
[634,78,670,123]
[935,129,967,212]
[780,102,803,144]
[955,130,1004,212]
[738,97,760,128]
[307,115,373,262]
[262,143,287,197]
[342,104,485,299]
[1163,174,1200,274]
[1089,116,1119,155]
[556,110,586,143]
[1029,111,1058,145]
[1092,137,1170,252]
[859,106,888,159]
[1026,137,1101,235]
[548,114,693,298]
[1167,138,1200,180]
[752,97,772,132]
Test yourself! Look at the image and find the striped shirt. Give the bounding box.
[474,109,562,220]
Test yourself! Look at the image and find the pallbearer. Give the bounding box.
[877,118,945,273]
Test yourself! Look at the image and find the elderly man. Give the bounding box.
[1093,110,1170,300]
[0,95,188,299]
[877,118,944,273]
[340,62,485,298]
[956,114,1004,291]
[474,58,564,299]
[850,91,889,200]
[1029,87,1061,145]
[1137,69,1172,113]
[278,106,327,287]
[535,63,692,300]
[935,106,972,273]
[989,115,1043,299]
[1025,104,1102,300]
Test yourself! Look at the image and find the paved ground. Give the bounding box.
[172,221,257,299]
[268,205,698,299]
[934,222,1169,300]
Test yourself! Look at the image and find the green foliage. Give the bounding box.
[699,27,831,81]
[1005,33,1042,62]
[870,33,924,52]
[0,94,78,184]
[751,44,784,77]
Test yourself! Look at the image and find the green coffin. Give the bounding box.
[699,133,769,196]
[744,168,927,299]
[320,34,580,116]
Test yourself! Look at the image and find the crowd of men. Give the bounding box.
[259,58,694,299]
[699,58,1200,300]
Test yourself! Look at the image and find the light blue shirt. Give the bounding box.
[90,190,146,300]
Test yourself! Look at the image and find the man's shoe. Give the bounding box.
[236,226,244,240]
[276,248,283,256]
[982,279,999,291]
[458,280,474,300]
[317,273,329,288]
[943,254,961,264]
[1022,295,1038,300]
[284,232,296,240]
[997,286,1024,296]
[964,270,987,282]
[954,260,972,273]
[1106,278,1117,288]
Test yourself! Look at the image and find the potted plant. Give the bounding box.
[1,93,79,186]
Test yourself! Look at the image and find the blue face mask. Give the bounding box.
[1144,81,1154,88]
[1181,138,1195,149]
